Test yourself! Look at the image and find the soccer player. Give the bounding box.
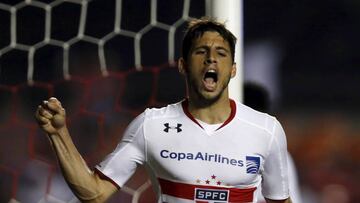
[35,17,292,203]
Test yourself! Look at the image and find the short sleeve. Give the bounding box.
[261,120,290,200]
[95,112,146,188]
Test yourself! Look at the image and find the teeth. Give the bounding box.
[204,69,218,83]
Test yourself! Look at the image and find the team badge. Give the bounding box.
[195,188,229,202]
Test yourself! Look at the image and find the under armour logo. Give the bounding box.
[164,123,182,133]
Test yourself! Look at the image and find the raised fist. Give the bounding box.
[35,97,66,135]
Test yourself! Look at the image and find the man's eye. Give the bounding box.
[218,52,227,57]
[195,50,206,54]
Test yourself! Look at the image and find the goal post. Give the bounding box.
[206,0,243,102]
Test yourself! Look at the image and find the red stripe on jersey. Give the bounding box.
[158,178,256,202]
[181,99,236,131]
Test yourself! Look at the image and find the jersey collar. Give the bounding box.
[181,99,236,131]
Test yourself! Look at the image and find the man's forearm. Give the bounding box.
[49,127,108,202]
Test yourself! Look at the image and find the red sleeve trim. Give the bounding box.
[94,168,121,190]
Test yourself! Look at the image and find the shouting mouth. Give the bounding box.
[203,69,218,91]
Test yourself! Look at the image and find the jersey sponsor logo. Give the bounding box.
[163,123,182,133]
[246,156,260,174]
[195,188,229,202]
[160,150,244,167]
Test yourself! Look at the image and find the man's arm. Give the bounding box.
[261,120,292,203]
[35,97,118,202]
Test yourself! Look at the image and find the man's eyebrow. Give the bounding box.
[193,45,229,52]
[193,45,209,50]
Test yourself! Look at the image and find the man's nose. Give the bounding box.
[204,51,217,64]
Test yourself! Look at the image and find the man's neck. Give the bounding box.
[187,96,232,124]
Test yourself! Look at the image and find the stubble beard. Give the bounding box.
[187,74,230,107]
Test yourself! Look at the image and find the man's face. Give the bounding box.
[180,31,236,103]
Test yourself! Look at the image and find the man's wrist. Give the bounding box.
[48,126,68,137]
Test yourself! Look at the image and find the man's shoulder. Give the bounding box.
[143,100,184,120]
[234,100,279,132]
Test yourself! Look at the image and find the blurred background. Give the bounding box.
[0,0,359,202]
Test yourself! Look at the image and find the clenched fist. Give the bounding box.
[35,97,66,135]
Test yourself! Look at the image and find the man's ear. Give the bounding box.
[178,57,187,75]
[231,63,237,78]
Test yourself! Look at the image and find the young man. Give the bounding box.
[35,18,291,203]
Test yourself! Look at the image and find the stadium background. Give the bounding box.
[0,0,359,202]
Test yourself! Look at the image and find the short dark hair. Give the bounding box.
[181,17,237,63]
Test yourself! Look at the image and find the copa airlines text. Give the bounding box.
[160,150,244,167]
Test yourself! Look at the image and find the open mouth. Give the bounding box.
[203,69,218,90]
[204,70,218,83]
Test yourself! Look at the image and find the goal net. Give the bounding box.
[0,0,207,202]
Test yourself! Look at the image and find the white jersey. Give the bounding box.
[96,100,290,203]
